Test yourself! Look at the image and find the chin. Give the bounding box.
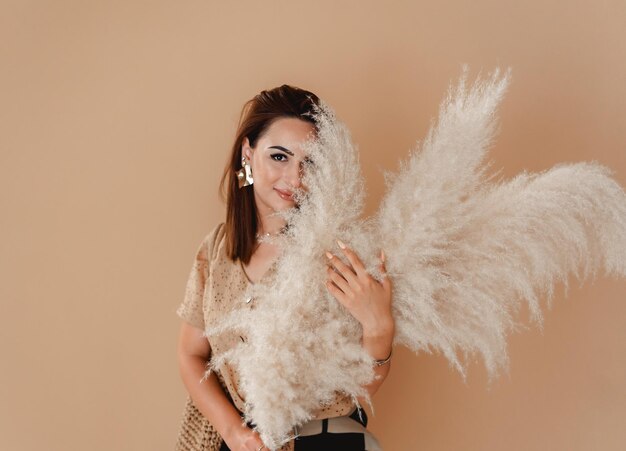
[277,202,296,210]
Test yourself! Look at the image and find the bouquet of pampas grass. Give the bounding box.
[204,65,626,450]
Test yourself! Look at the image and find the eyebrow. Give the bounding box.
[267,145,294,156]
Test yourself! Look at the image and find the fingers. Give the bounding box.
[327,265,350,293]
[325,250,359,286]
[326,277,349,306]
[325,242,391,295]
[379,248,391,292]
[336,239,368,279]
[378,248,385,272]
[326,243,388,284]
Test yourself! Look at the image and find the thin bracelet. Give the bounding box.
[374,348,393,366]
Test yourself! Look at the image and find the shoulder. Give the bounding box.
[201,221,226,262]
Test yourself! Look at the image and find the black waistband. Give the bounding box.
[238,405,368,430]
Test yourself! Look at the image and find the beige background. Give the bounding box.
[1,1,625,450]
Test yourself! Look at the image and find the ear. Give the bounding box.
[241,137,254,161]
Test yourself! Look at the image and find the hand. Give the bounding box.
[324,240,393,334]
[223,422,267,451]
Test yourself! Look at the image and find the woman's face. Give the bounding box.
[242,116,315,213]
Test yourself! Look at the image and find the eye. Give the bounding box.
[270,153,287,162]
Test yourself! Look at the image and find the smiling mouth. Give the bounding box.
[275,188,293,200]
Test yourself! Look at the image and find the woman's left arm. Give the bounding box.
[359,323,394,401]
[325,240,394,400]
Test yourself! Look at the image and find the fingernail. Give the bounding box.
[325,251,333,259]
[336,239,346,249]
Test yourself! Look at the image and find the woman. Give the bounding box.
[175,85,394,451]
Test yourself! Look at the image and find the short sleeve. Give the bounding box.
[176,223,224,330]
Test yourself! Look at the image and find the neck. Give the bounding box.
[257,212,288,237]
[254,189,294,238]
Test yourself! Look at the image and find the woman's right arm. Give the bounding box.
[177,321,267,450]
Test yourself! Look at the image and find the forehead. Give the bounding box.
[261,117,316,148]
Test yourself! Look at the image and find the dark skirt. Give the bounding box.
[219,407,369,451]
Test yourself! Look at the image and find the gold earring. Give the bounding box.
[236,157,254,188]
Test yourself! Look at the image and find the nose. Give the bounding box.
[285,161,304,190]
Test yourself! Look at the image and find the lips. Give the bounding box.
[275,188,293,200]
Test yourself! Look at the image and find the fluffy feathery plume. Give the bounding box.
[375,65,626,382]
[204,66,626,449]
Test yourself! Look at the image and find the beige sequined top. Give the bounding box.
[176,221,356,450]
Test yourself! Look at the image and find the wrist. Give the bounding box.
[361,327,394,363]
[373,347,393,366]
[362,319,395,339]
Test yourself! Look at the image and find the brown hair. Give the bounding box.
[218,84,321,264]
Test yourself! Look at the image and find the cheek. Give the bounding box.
[254,160,281,185]
[261,162,281,184]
